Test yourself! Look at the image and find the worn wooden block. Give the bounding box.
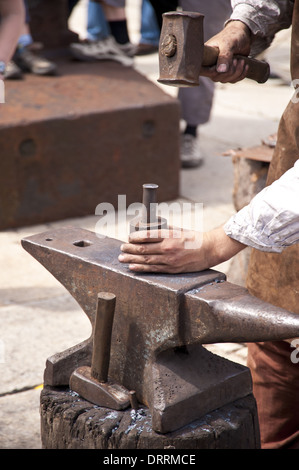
[0,60,180,229]
[40,386,260,449]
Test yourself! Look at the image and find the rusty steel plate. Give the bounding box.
[0,60,180,229]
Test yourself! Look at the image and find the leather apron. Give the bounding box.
[246,0,299,449]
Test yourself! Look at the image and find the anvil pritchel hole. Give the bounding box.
[45,238,53,241]
[73,240,93,248]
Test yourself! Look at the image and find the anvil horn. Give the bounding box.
[184,281,299,344]
[21,227,299,433]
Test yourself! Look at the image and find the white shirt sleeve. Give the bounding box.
[224,159,299,253]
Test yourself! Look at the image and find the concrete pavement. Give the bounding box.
[0,0,294,449]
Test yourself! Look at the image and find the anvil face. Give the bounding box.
[22,227,299,433]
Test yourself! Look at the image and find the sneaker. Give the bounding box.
[70,36,133,67]
[4,61,23,79]
[14,45,57,76]
[180,133,203,168]
[118,41,137,57]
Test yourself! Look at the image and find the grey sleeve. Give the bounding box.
[230,1,294,55]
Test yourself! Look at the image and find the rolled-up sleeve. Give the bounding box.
[224,159,299,253]
[229,0,294,54]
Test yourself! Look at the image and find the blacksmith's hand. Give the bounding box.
[201,20,252,83]
[118,226,245,274]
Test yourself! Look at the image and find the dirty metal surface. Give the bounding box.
[22,227,299,433]
[0,60,180,229]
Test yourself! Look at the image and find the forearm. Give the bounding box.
[202,227,246,269]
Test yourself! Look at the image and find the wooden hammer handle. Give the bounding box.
[203,45,270,84]
[91,292,116,383]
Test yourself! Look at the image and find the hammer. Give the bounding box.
[158,11,270,87]
[69,292,131,410]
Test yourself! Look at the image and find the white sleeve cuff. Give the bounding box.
[224,160,299,253]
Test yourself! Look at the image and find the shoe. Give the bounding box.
[14,45,57,76]
[180,133,203,168]
[70,36,133,67]
[4,61,23,79]
[135,43,158,56]
[117,41,137,57]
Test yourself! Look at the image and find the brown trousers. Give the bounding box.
[246,1,299,449]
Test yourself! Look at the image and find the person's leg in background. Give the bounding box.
[179,0,232,168]
[69,0,134,66]
[68,0,80,17]
[86,0,111,41]
[148,0,178,29]
[136,0,160,56]
[5,0,57,79]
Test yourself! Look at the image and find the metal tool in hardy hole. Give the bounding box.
[69,292,130,410]
[130,183,167,233]
[70,292,135,410]
[158,11,270,87]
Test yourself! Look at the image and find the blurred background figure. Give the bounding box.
[5,0,57,79]
[0,0,25,81]
[149,0,232,168]
[70,0,135,66]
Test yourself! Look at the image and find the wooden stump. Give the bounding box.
[40,386,260,449]
[226,145,272,287]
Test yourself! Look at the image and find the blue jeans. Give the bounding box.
[86,1,110,41]
[140,0,160,46]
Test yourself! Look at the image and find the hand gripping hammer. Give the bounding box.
[158,11,270,87]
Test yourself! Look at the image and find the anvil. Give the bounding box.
[22,227,299,433]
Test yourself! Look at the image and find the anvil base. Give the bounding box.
[150,344,252,433]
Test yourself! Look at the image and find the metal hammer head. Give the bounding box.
[158,11,204,87]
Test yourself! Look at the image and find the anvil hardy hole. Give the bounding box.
[73,240,92,248]
[19,138,36,157]
[45,238,53,241]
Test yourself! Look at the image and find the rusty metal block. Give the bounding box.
[0,60,180,229]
